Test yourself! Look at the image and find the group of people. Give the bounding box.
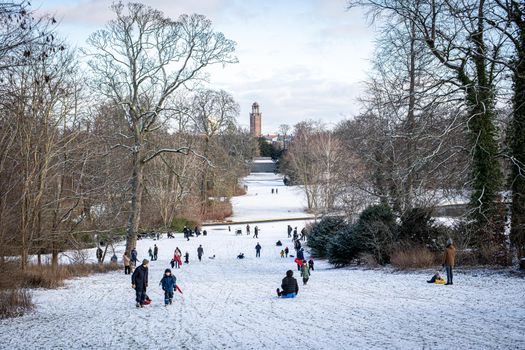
[148,244,159,261]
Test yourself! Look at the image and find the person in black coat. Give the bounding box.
[132,259,149,307]
[255,243,262,257]
[197,245,204,262]
[276,270,299,298]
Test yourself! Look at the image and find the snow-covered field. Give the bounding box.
[229,173,313,222]
[1,174,524,350]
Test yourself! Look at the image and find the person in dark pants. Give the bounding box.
[253,226,259,239]
[287,225,292,238]
[284,247,289,258]
[123,252,131,274]
[255,243,262,257]
[308,258,314,271]
[131,259,149,308]
[443,238,456,285]
[276,270,299,298]
[246,224,250,235]
[160,268,177,306]
[197,245,204,262]
[131,248,138,268]
[184,251,189,264]
[153,244,158,261]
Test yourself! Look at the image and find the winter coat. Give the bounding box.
[301,264,310,279]
[123,254,130,267]
[255,244,262,252]
[197,247,204,257]
[443,245,456,267]
[160,275,177,293]
[297,249,304,260]
[281,276,299,295]
[131,250,138,262]
[131,265,148,290]
[153,246,158,254]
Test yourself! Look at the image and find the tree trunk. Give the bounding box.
[510,6,525,260]
[125,147,144,256]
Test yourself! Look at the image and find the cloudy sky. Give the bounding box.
[34,0,377,133]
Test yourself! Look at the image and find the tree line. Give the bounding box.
[282,0,525,265]
[0,2,257,270]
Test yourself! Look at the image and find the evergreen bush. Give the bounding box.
[307,216,347,258]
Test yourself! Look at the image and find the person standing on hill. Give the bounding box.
[276,270,299,298]
[255,243,262,257]
[253,226,259,239]
[197,245,204,262]
[131,247,138,268]
[284,247,289,258]
[131,259,149,308]
[246,224,250,235]
[123,252,131,275]
[153,244,158,261]
[287,225,292,238]
[159,268,177,306]
[443,238,456,285]
[301,261,310,285]
[184,251,190,264]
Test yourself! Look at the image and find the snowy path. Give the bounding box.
[1,174,524,349]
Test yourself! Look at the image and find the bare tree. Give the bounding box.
[83,3,237,255]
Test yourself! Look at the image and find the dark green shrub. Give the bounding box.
[170,217,198,232]
[307,216,347,258]
[352,204,397,264]
[327,224,360,266]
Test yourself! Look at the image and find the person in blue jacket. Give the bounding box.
[131,259,149,308]
[160,268,177,306]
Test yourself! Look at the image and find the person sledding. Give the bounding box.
[160,268,177,306]
[276,270,299,298]
[427,271,446,284]
[131,259,149,308]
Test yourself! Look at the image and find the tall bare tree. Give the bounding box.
[83,3,237,255]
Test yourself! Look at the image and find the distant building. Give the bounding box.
[249,102,262,137]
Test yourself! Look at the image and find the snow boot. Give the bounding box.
[136,303,140,308]
[169,299,173,305]
[276,288,281,297]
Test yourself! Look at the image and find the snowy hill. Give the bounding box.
[0,174,523,349]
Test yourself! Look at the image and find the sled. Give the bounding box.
[434,279,446,285]
[176,285,183,294]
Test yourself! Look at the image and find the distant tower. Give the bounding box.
[250,102,262,137]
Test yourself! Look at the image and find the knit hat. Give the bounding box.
[286,270,293,277]
[446,238,453,246]
[142,259,149,265]
[164,268,171,274]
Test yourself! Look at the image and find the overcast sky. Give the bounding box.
[34,0,376,133]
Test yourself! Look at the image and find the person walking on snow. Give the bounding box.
[293,227,298,240]
[131,247,138,268]
[123,252,131,275]
[153,244,158,261]
[443,238,456,285]
[148,247,153,261]
[246,224,250,235]
[160,268,177,306]
[197,245,204,262]
[301,227,307,241]
[276,270,299,298]
[301,260,310,285]
[308,258,314,271]
[255,243,262,257]
[280,250,285,258]
[253,226,259,239]
[184,251,189,264]
[287,225,292,238]
[284,247,289,258]
[131,259,149,308]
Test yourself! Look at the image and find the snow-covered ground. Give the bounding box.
[228,173,313,222]
[1,174,524,349]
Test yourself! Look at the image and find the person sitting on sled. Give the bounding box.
[427,271,446,284]
[276,270,299,298]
